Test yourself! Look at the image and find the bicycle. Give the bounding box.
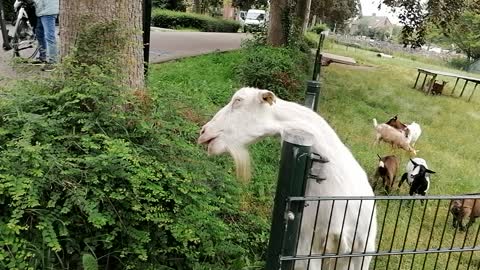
[0,0,38,59]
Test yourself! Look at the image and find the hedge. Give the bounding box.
[151,9,241,33]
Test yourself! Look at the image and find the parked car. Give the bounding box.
[243,9,267,32]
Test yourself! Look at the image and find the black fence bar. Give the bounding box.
[143,0,152,76]
[312,33,326,81]
[288,194,480,201]
[280,245,480,261]
[265,129,314,270]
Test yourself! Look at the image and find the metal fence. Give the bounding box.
[277,195,480,270]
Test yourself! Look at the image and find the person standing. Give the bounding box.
[34,0,59,71]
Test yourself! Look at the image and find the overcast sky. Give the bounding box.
[360,0,401,24]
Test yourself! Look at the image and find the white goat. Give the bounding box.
[198,87,377,270]
[373,119,417,155]
[406,122,422,146]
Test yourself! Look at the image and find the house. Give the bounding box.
[349,14,394,38]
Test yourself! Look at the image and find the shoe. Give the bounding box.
[31,59,47,65]
[41,63,56,72]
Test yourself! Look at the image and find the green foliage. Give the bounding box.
[447,11,480,60]
[447,57,473,70]
[151,9,241,32]
[237,42,310,100]
[82,254,98,270]
[309,23,329,34]
[153,0,187,11]
[310,0,359,31]
[0,26,267,270]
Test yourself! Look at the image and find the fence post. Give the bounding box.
[304,80,321,111]
[312,33,326,81]
[143,0,152,77]
[265,129,314,270]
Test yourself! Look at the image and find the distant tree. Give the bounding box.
[232,0,268,10]
[153,0,187,11]
[447,11,480,60]
[310,0,360,32]
[380,0,476,47]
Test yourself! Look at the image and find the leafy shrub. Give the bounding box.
[448,57,472,70]
[151,9,240,32]
[304,32,319,48]
[309,23,328,34]
[0,23,267,270]
[237,42,310,100]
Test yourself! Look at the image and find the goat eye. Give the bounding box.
[232,98,243,108]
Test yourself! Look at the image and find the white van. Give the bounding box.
[243,9,267,32]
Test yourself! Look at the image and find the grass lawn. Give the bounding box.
[148,44,480,269]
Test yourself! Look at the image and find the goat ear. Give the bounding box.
[426,169,436,174]
[393,115,398,120]
[260,91,276,105]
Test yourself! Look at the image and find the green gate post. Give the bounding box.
[265,129,314,270]
[312,33,326,81]
[305,80,321,111]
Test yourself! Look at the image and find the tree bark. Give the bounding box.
[295,0,312,33]
[59,0,145,90]
[267,0,288,46]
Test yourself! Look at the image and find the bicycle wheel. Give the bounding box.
[12,18,38,59]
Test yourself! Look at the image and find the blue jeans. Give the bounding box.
[36,15,57,63]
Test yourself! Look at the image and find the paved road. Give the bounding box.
[149,31,248,63]
[0,30,248,80]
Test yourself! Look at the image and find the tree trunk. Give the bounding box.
[295,0,312,33]
[267,0,288,46]
[60,0,145,90]
[194,0,201,13]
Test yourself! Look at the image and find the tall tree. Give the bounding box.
[294,0,312,33]
[60,0,145,89]
[447,11,480,60]
[267,0,288,46]
[380,0,478,47]
[310,0,359,31]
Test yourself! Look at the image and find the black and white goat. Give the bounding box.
[399,158,436,196]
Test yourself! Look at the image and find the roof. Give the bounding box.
[352,16,392,28]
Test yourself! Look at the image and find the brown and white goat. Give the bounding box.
[373,154,399,193]
[386,115,409,138]
[373,119,417,155]
[450,194,480,231]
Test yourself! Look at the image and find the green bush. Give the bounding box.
[237,42,310,100]
[447,57,472,70]
[309,23,328,34]
[151,9,240,32]
[0,23,267,270]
